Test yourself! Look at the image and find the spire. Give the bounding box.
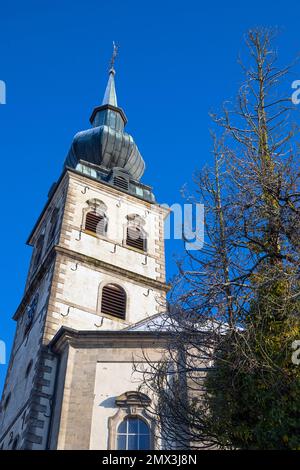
[101,42,118,107]
[65,43,145,180]
[102,69,117,106]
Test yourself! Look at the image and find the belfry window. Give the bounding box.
[117,417,150,450]
[85,211,107,236]
[126,226,146,252]
[101,284,126,319]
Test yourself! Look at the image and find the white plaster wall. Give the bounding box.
[72,231,158,279]
[65,177,165,281]
[90,361,148,450]
[53,260,164,330]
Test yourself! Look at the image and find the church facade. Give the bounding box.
[0,61,170,450]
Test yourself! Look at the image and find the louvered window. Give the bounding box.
[126,226,146,251]
[101,284,126,319]
[85,211,106,235]
[113,176,129,191]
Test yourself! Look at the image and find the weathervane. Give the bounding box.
[110,41,119,71]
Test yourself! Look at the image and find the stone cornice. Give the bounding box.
[55,245,170,293]
[27,167,170,246]
[49,326,172,354]
[67,169,170,216]
[13,240,170,321]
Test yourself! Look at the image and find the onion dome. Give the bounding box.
[64,62,145,181]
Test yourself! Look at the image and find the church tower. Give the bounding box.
[0,54,169,450]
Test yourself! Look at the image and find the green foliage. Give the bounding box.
[204,308,300,449]
[200,28,300,450]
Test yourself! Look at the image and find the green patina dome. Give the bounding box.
[64,68,145,181]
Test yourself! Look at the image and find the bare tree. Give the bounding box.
[137,28,300,450]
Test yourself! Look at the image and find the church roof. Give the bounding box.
[64,51,145,181]
[102,68,118,107]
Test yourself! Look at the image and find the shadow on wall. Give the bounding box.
[99,397,116,408]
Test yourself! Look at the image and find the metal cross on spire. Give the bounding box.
[102,42,119,107]
[109,41,119,72]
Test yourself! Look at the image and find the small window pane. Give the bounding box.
[128,434,139,450]
[139,420,149,434]
[117,435,126,450]
[135,187,143,197]
[118,420,127,434]
[127,418,139,434]
[139,434,150,450]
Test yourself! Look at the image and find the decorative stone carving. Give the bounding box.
[107,391,155,450]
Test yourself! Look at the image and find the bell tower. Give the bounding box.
[0,54,169,450]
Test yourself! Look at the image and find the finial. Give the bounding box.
[109,41,119,73]
[102,43,118,106]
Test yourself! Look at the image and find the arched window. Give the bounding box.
[126,226,146,252]
[85,211,107,236]
[101,284,126,319]
[117,417,150,450]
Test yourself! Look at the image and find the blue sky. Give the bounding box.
[1,0,300,393]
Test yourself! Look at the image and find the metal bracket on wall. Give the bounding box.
[61,306,71,317]
[142,255,148,265]
[143,288,153,297]
[116,198,121,207]
[81,186,89,194]
[110,244,117,253]
[71,263,79,271]
[94,317,104,328]
[44,397,53,418]
[75,230,82,241]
